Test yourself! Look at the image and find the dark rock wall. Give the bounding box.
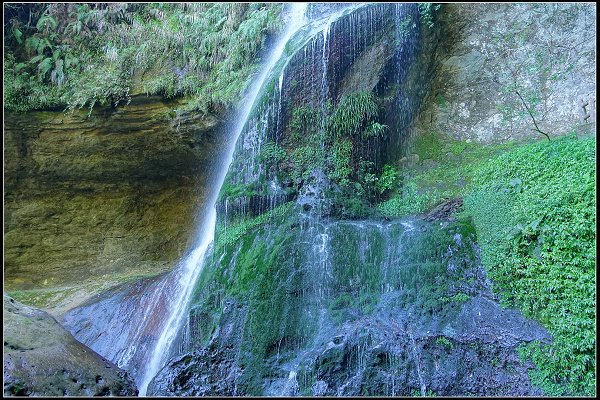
[220,3,433,219]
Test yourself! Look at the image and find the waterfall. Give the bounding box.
[62,3,429,396]
[136,3,309,395]
[137,209,216,395]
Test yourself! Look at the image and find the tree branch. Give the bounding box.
[515,90,551,141]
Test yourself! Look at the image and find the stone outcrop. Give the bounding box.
[416,3,596,143]
[3,293,138,396]
[4,95,228,314]
[147,220,551,396]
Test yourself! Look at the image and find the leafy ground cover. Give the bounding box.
[465,134,596,396]
[377,130,595,395]
[4,3,282,114]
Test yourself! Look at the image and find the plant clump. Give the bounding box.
[4,3,283,114]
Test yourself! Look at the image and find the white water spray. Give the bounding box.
[137,4,308,395]
[138,209,216,395]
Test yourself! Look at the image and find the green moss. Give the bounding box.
[377,131,529,218]
[191,203,314,393]
[435,336,453,349]
[413,131,444,161]
[6,289,71,309]
[217,182,258,202]
[440,292,470,304]
[214,201,293,251]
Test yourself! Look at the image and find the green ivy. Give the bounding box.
[465,135,595,396]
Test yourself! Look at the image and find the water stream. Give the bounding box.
[136,4,310,395]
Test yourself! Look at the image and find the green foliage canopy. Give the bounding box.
[4,3,283,113]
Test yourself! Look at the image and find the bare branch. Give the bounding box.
[515,90,551,141]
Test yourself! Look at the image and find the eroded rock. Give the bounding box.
[3,293,138,396]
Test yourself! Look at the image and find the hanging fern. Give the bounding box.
[4,3,284,113]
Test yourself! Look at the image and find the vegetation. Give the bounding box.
[377,131,526,218]
[376,130,595,396]
[258,91,390,218]
[214,201,293,251]
[417,3,442,29]
[217,182,258,202]
[435,336,453,349]
[465,135,595,396]
[190,203,310,394]
[4,3,283,113]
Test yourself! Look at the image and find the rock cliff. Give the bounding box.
[4,96,228,315]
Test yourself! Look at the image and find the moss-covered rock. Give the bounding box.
[3,293,138,396]
[149,206,550,396]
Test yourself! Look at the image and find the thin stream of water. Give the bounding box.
[137,4,309,395]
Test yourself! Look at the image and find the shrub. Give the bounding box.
[465,135,595,396]
[377,164,400,194]
[4,3,284,113]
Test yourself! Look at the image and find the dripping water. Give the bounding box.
[136,3,309,395]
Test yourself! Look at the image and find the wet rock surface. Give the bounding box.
[3,293,138,396]
[148,217,551,396]
[4,95,228,311]
[148,300,248,396]
[61,274,168,381]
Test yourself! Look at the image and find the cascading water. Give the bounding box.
[137,209,216,395]
[64,3,437,396]
[62,3,557,396]
[136,3,310,395]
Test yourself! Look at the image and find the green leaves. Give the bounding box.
[377,164,399,194]
[329,139,353,187]
[270,91,388,215]
[37,57,53,78]
[326,91,379,140]
[36,14,58,32]
[13,28,23,44]
[5,3,283,113]
[465,136,596,396]
[14,63,27,73]
[259,141,287,168]
[362,121,388,140]
[417,3,441,29]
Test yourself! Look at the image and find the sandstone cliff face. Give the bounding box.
[416,3,596,143]
[4,96,228,314]
[3,293,138,396]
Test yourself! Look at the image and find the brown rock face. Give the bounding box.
[3,293,138,396]
[3,95,228,314]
